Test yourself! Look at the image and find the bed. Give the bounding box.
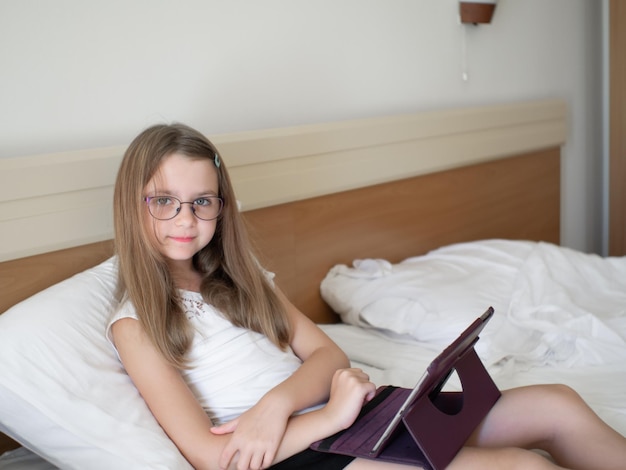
[2,99,625,469]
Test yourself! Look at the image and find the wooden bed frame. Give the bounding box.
[0,100,564,456]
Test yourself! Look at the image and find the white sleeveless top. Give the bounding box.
[107,289,305,425]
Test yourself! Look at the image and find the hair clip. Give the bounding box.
[214,153,221,168]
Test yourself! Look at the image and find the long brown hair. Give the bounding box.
[113,123,290,368]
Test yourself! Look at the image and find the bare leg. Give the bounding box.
[467,384,626,470]
[347,446,566,470]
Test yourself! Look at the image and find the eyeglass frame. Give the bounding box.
[144,195,224,221]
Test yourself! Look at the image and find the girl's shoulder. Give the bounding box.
[108,297,138,324]
[105,297,139,354]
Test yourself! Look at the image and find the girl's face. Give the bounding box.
[143,152,220,268]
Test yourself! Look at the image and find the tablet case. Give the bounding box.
[311,309,501,470]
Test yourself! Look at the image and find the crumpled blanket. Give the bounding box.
[320,239,626,367]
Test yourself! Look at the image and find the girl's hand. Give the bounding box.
[325,368,377,432]
[211,397,290,470]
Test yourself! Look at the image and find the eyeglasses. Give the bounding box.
[144,195,223,221]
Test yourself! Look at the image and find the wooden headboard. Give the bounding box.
[245,147,560,323]
[0,100,564,455]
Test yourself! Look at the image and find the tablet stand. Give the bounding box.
[399,346,501,470]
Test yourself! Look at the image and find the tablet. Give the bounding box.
[370,306,494,455]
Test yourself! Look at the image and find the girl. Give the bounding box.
[109,123,626,470]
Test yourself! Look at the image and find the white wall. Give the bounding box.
[0,0,603,253]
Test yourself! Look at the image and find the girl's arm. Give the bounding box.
[111,317,229,469]
[266,286,352,414]
[213,287,355,468]
[274,367,377,460]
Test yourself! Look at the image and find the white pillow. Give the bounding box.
[0,443,57,470]
[0,257,192,469]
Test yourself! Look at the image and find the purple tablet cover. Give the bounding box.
[311,308,501,470]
